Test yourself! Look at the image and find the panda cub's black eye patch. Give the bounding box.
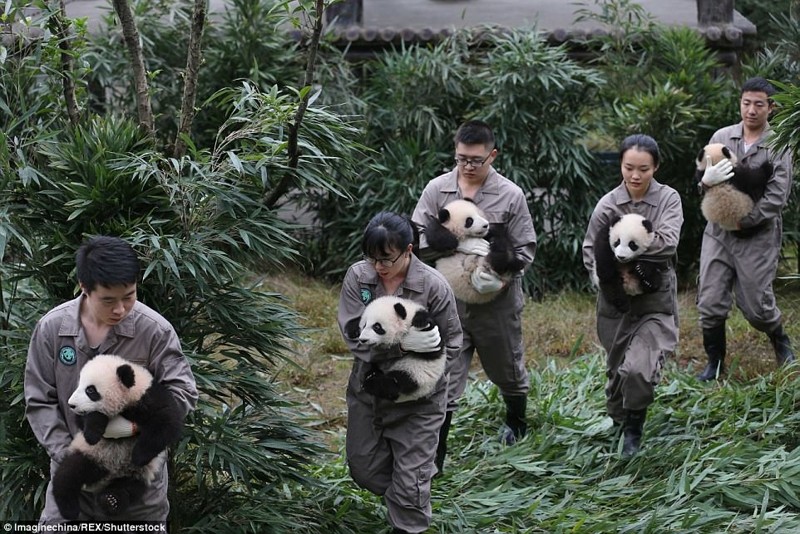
[465,217,474,228]
[613,239,621,247]
[372,323,386,335]
[85,385,101,401]
[628,241,639,251]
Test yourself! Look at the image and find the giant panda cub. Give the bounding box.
[696,143,772,231]
[53,354,183,520]
[592,213,660,313]
[425,199,525,304]
[344,296,445,403]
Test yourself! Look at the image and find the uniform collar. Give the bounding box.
[611,179,663,208]
[57,294,137,339]
[730,121,772,145]
[441,166,502,197]
[356,254,428,296]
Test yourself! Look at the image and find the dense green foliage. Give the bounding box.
[309,356,800,532]
[0,1,361,527]
[2,0,800,530]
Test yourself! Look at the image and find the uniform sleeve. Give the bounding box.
[582,195,612,275]
[425,275,463,369]
[337,266,403,364]
[740,147,793,228]
[24,321,71,460]
[506,190,537,269]
[148,326,198,421]
[643,189,683,260]
[412,183,445,263]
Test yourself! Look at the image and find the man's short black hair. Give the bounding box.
[741,77,776,98]
[454,120,495,148]
[76,236,140,292]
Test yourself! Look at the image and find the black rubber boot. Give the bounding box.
[434,411,453,477]
[769,325,796,366]
[622,409,647,458]
[697,325,726,381]
[500,395,528,445]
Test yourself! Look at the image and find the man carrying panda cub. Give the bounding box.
[25,236,197,523]
[412,120,537,466]
[695,77,796,381]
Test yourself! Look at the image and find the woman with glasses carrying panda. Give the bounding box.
[337,212,462,534]
[412,120,537,469]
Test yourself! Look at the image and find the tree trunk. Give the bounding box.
[52,0,79,126]
[111,0,154,135]
[697,0,734,26]
[173,0,207,159]
[264,0,325,209]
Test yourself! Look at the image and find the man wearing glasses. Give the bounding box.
[412,120,537,473]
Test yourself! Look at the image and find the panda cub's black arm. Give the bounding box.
[82,411,110,445]
[424,219,459,253]
[124,382,184,467]
[486,226,525,274]
[593,220,630,313]
[633,261,661,293]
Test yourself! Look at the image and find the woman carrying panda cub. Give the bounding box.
[337,212,462,534]
[582,134,683,458]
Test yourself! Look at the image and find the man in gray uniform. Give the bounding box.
[412,120,537,471]
[696,77,796,381]
[25,236,198,522]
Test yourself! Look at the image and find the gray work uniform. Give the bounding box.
[25,295,198,522]
[412,167,536,409]
[582,180,683,422]
[337,255,462,534]
[696,122,794,332]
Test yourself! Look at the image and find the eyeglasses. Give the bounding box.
[363,251,405,268]
[454,152,492,169]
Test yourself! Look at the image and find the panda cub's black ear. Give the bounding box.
[344,317,362,340]
[437,207,451,224]
[393,302,408,320]
[696,147,707,166]
[608,214,622,228]
[641,219,654,233]
[117,364,136,389]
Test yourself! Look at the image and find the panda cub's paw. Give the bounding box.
[633,262,660,292]
[362,369,400,401]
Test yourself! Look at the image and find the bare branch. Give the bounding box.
[111,0,154,135]
[50,0,80,126]
[173,0,208,159]
[263,0,325,209]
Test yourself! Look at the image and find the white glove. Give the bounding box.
[701,156,734,187]
[103,415,137,439]
[400,325,441,353]
[456,237,490,257]
[471,270,504,294]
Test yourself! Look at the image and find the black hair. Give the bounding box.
[361,212,419,259]
[454,120,495,148]
[619,134,661,168]
[76,236,140,292]
[741,77,776,98]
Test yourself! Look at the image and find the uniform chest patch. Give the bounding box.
[360,288,373,305]
[59,346,77,366]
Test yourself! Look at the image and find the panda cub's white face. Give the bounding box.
[68,354,153,417]
[357,296,421,348]
[441,199,490,240]
[609,213,654,263]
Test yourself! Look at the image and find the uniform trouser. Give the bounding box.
[40,456,169,523]
[346,362,445,533]
[446,278,529,411]
[598,313,677,423]
[697,223,782,332]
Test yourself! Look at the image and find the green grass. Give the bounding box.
[265,271,800,532]
[306,357,800,533]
